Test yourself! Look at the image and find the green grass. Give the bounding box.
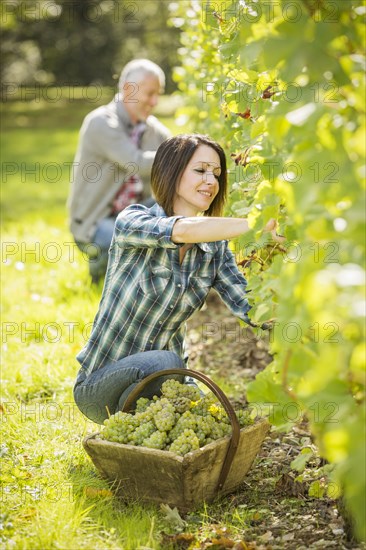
[1,91,251,549]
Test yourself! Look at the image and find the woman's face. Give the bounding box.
[173,144,221,216]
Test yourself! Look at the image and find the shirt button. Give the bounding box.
[177,284,181,288]
[170,304,174,309]
[149,339,153,343]
[159,321,163,324]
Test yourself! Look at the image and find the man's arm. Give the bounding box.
[88,116,155,179]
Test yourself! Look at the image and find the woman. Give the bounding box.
[74,134,279,424]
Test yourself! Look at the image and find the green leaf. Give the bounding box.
[308,480,326,499]
[291,448,314,472]
[251,117,266,139]
[247,367,296,429]
[251,303,270,323]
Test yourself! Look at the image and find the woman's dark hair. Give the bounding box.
[151,134,227,217]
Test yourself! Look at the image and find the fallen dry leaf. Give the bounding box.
[84,487,113,499]
[258,530,273,542]
[210,535,236,548]
[281,533,295,541]
[160,532,196,549]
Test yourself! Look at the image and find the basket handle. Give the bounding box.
[122,368,241,492]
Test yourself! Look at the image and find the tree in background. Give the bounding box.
[1,0,180,92]
[170,0,365,541]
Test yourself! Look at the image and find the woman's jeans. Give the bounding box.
[73,350,188,424]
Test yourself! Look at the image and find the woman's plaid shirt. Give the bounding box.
[77,204,252,376]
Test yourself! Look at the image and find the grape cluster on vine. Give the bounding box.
[100,379,253,456]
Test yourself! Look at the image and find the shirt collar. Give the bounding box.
[113,93,133,128]
[113,93,147,132]
[149,203,219,253]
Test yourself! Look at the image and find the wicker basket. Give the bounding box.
[82,369,270,511]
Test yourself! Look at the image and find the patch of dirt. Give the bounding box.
[184,292,365,550]
[186,292,272,387]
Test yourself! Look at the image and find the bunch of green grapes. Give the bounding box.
[100,380,254,455]
[169,429,200,456]
[235,408,254,427]
[142,430,169,449]
[160,379,201,402]
[169,410,197,442]
[190,393,217,416]
[101,411,138,444]
[129,420,155,445]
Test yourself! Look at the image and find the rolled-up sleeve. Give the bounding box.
[212,242,252,324]
[114,205,184,249]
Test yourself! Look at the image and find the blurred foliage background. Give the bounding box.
[1,0,181,93]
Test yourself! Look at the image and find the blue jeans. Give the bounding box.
[76,198,156,282]
[73,350,187,424]
[76,217,116,283]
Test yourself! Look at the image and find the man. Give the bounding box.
[68,59,171,282]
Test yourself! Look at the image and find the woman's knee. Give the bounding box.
[135,351,185,379]
[73,387,107,424]
[157,351,186,371]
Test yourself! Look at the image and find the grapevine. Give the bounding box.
[169,0,365,540]
[100,379,254,455]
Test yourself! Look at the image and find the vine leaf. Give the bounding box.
[291,448,314,472]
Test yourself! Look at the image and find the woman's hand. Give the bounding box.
[263,219,286,243]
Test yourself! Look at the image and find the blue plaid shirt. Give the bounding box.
[77,203,252,376]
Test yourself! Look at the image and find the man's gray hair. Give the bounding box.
[119,59,165,91]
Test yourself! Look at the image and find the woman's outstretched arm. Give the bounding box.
[172,217,281,243]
